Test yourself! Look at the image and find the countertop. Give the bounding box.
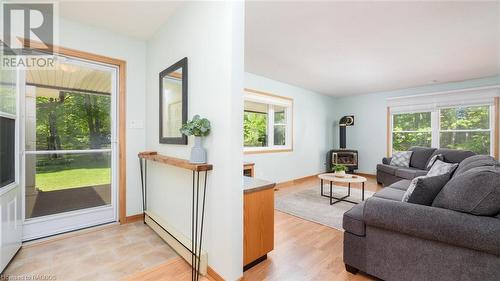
[244,176,275,194]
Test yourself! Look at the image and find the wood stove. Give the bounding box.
[326,115,358,173]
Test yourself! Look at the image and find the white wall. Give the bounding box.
[145,2,244,280]
[58,18,147,216]
[333,75,500,174]
[244,73,337,183]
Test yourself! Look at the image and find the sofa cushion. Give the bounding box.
[390,151,413,167]
[454,155,498,177]
[377,164,398,175]
[343,201,366,236]
[408,147,436,170]
[395,168,428,180]
[389,179,411,191]
[427,160,458,177]
[402,173,451,205]
[426,153,444,170]
[433,166,500,216]
[373,187,406,201]
[427,148,475,166]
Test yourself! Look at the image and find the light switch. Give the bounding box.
[129,119,144,129]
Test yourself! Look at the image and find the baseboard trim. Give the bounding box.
[207,266,224,281]
[273,171,376,190]
[355,172,376,179]
[274,174,319,189]
[144,211,208,275]
[124,213,144,224]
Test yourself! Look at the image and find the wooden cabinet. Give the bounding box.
[243,186,274,268]
[243,162,255,177]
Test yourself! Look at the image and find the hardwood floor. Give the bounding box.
[133,175,382,281]
[3,175,381,281]
[3,222,179,281]
[243,175,381,281]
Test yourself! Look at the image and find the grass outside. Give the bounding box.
[34,154,111,192]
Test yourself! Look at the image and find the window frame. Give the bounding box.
[0,68,20,195]
[244,89,293,154]
[390,104,494,155]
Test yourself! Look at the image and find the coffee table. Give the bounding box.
[317,173,367,205]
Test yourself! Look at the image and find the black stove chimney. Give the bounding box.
[339,115,354,149]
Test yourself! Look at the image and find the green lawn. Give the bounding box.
[35,154,111,192]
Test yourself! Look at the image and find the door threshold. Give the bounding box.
[22,221,119,247]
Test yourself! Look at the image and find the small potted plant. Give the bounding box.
[180,115,211,164]
[333,164,347,177]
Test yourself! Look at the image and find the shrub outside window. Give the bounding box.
[391,105,493,155]
[244,90,293,153]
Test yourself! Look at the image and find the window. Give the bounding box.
[439,105,491,155]
[391,105,493,155]
[244,89,293,153]
[392,112,432,151]
[0,61,17,189]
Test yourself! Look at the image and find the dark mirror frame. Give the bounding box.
[159,57,188,144]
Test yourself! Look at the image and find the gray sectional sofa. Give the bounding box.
[344,153,500,281]
[376,147,475,186]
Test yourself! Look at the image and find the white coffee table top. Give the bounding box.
[318,173,367,183]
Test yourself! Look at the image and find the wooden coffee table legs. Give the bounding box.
[320,179,365,205]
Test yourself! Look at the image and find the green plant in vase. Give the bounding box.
[333,164,347,176]
[180,115,211,164]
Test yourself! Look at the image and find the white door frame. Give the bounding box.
[20,54,119,241]
[0,66,23,272]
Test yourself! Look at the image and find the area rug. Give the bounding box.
[275,185,374,230]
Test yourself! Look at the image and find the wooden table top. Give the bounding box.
[317,173,367,183]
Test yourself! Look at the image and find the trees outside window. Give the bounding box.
[392,112,431,151]
[439,106,490,155]
[391,105,492,155]
[243,90,293,152]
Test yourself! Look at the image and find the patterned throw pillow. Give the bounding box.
[390,151,413,168]
[426,154,444,170]
[427,160,458,177]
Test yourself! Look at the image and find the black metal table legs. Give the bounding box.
[320,179,365,205]
[138,158,209,281]
[192,170,208,281]
[139,158,147,222]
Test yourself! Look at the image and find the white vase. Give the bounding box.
[190,136,207,164]
[334,170,346,177]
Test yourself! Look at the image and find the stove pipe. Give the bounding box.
[339,115,354,149]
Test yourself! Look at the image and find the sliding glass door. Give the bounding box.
[22,55,118,240]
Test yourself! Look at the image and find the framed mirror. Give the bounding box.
[159,57,188,144]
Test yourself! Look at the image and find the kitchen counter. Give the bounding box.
[244,176,275,193]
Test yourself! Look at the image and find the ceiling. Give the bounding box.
[28,60,111,95]
[59,1,183,40]
[245,1,500,97]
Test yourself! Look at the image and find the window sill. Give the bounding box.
[244,147,293,154]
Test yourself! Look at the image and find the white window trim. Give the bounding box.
[244,89,293,153]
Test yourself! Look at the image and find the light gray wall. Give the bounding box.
[145,2,244,279]
[333,75,500,174]
[244,73,337,183]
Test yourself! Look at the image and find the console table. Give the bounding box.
[138,151,212,281]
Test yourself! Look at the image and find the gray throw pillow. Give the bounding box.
[427,160,458,177]
[403,173,450,205]
[433,166,500,216]
[426,154,444,170]
[390,151,413,168]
